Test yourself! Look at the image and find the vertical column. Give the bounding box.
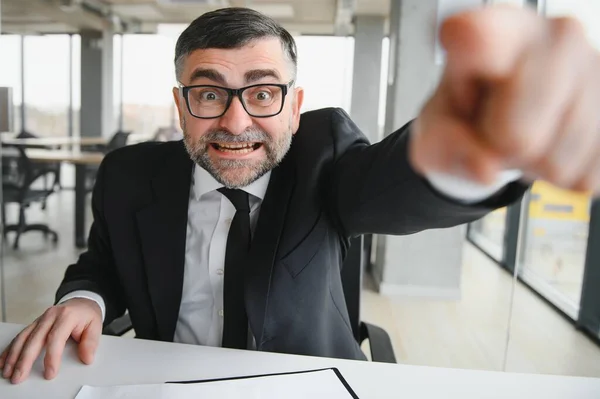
[350,16,385,143]
[372,0,483,298]
[0,0,6,323]
[20,35,25,130]
[578,200,600,340]
[80,28,114,138]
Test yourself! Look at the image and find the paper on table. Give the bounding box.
[75,368,357,399]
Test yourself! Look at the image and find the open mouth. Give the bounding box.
[210,142,262,154]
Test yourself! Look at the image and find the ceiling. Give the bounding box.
[1,0,391,35]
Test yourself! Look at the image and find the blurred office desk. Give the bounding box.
[1,323,599,399]
[25,149,104,248]
[1,136,107,147]
[25,149,104,165]
[1,133,152,148]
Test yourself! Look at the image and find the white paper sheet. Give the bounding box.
[75,368,356,399]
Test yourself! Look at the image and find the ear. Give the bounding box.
[172,87,185,130]
[291,87,304,135]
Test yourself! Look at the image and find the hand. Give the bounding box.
[0,298,102,384]
[409,5,600,195]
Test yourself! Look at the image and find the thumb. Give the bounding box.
[77,320,101,365]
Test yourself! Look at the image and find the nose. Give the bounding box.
[218,96,253,135]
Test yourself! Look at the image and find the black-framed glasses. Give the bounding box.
[179,80,294,119]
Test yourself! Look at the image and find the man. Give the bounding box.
[2,6,600,385]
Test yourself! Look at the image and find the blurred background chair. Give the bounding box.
[83,130,131,154]
[153,126,183,142]
[85,131,131,192]
[16,129,63,193]
[1,144,59,249]
[342,235,397,363]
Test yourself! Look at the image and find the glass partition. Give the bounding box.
[517,182,590,319]
[503,0,600,378]
[469,208,507,262]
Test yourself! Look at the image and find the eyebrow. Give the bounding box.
[189,68,227,85]
[244,69,282,84]
[187,68,282,86]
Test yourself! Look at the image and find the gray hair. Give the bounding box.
[174,7,298,82]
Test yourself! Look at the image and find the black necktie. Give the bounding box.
[218,188,251,349]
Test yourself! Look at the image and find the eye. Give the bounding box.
[254,90,272,101]
[200,91,219,101]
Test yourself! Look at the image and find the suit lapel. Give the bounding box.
[136,143,193,341]
[246,158,296,348]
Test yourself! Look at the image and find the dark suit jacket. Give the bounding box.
[56,108,527,361]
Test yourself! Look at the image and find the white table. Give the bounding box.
[1,322,599,399]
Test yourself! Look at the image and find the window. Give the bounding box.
[0,35,22,133]
[122,33,179,136]
[517,182,590,319]
[295,36,355,113]
[23,35,71,136]
[469,208,507,262]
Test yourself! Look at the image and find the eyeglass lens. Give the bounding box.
[186,85,285,118]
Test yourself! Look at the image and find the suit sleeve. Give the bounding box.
[328,108,528,237]
[54,155,126,326]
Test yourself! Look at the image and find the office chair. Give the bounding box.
[85,131,131,192]
[16,130,63,194]
[1,145,59,249]
[341,235,397,363]
[83,131,131,153]
[104,236,397,364]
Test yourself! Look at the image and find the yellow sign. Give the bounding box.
[529,181,590,222]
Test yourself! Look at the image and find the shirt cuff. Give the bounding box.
[57,290,106,322]
[424,169,524,204]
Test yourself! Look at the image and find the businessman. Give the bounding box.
[3,6,600,384]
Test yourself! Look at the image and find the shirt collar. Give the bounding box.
[192,164,271,202]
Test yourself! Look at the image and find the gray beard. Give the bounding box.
[183,121,293,189]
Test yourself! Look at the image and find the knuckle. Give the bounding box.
[54,305,74,320]
[504,132,541,161]
[46,329,59,343]
[553,17,586,41]
[20,335,36,354]
[43,306,60,319]
[6,344,19,362]
[14,360,28,376]
[10,334,27,351]
[4,350,16,365]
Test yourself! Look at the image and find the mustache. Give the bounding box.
[199,127,271,144]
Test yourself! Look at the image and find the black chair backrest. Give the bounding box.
[106,131,131,153]
[16,130,37,139]
[16,130,48,149]
[2,145,35,201]
[2,144,59,197]
[341,235,365,342]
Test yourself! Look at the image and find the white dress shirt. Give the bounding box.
[60,165,270,346]
[173,165,270,346]
[58,129,522,347]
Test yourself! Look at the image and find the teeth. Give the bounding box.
[217,143,254,149]
[219,147,254,154]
